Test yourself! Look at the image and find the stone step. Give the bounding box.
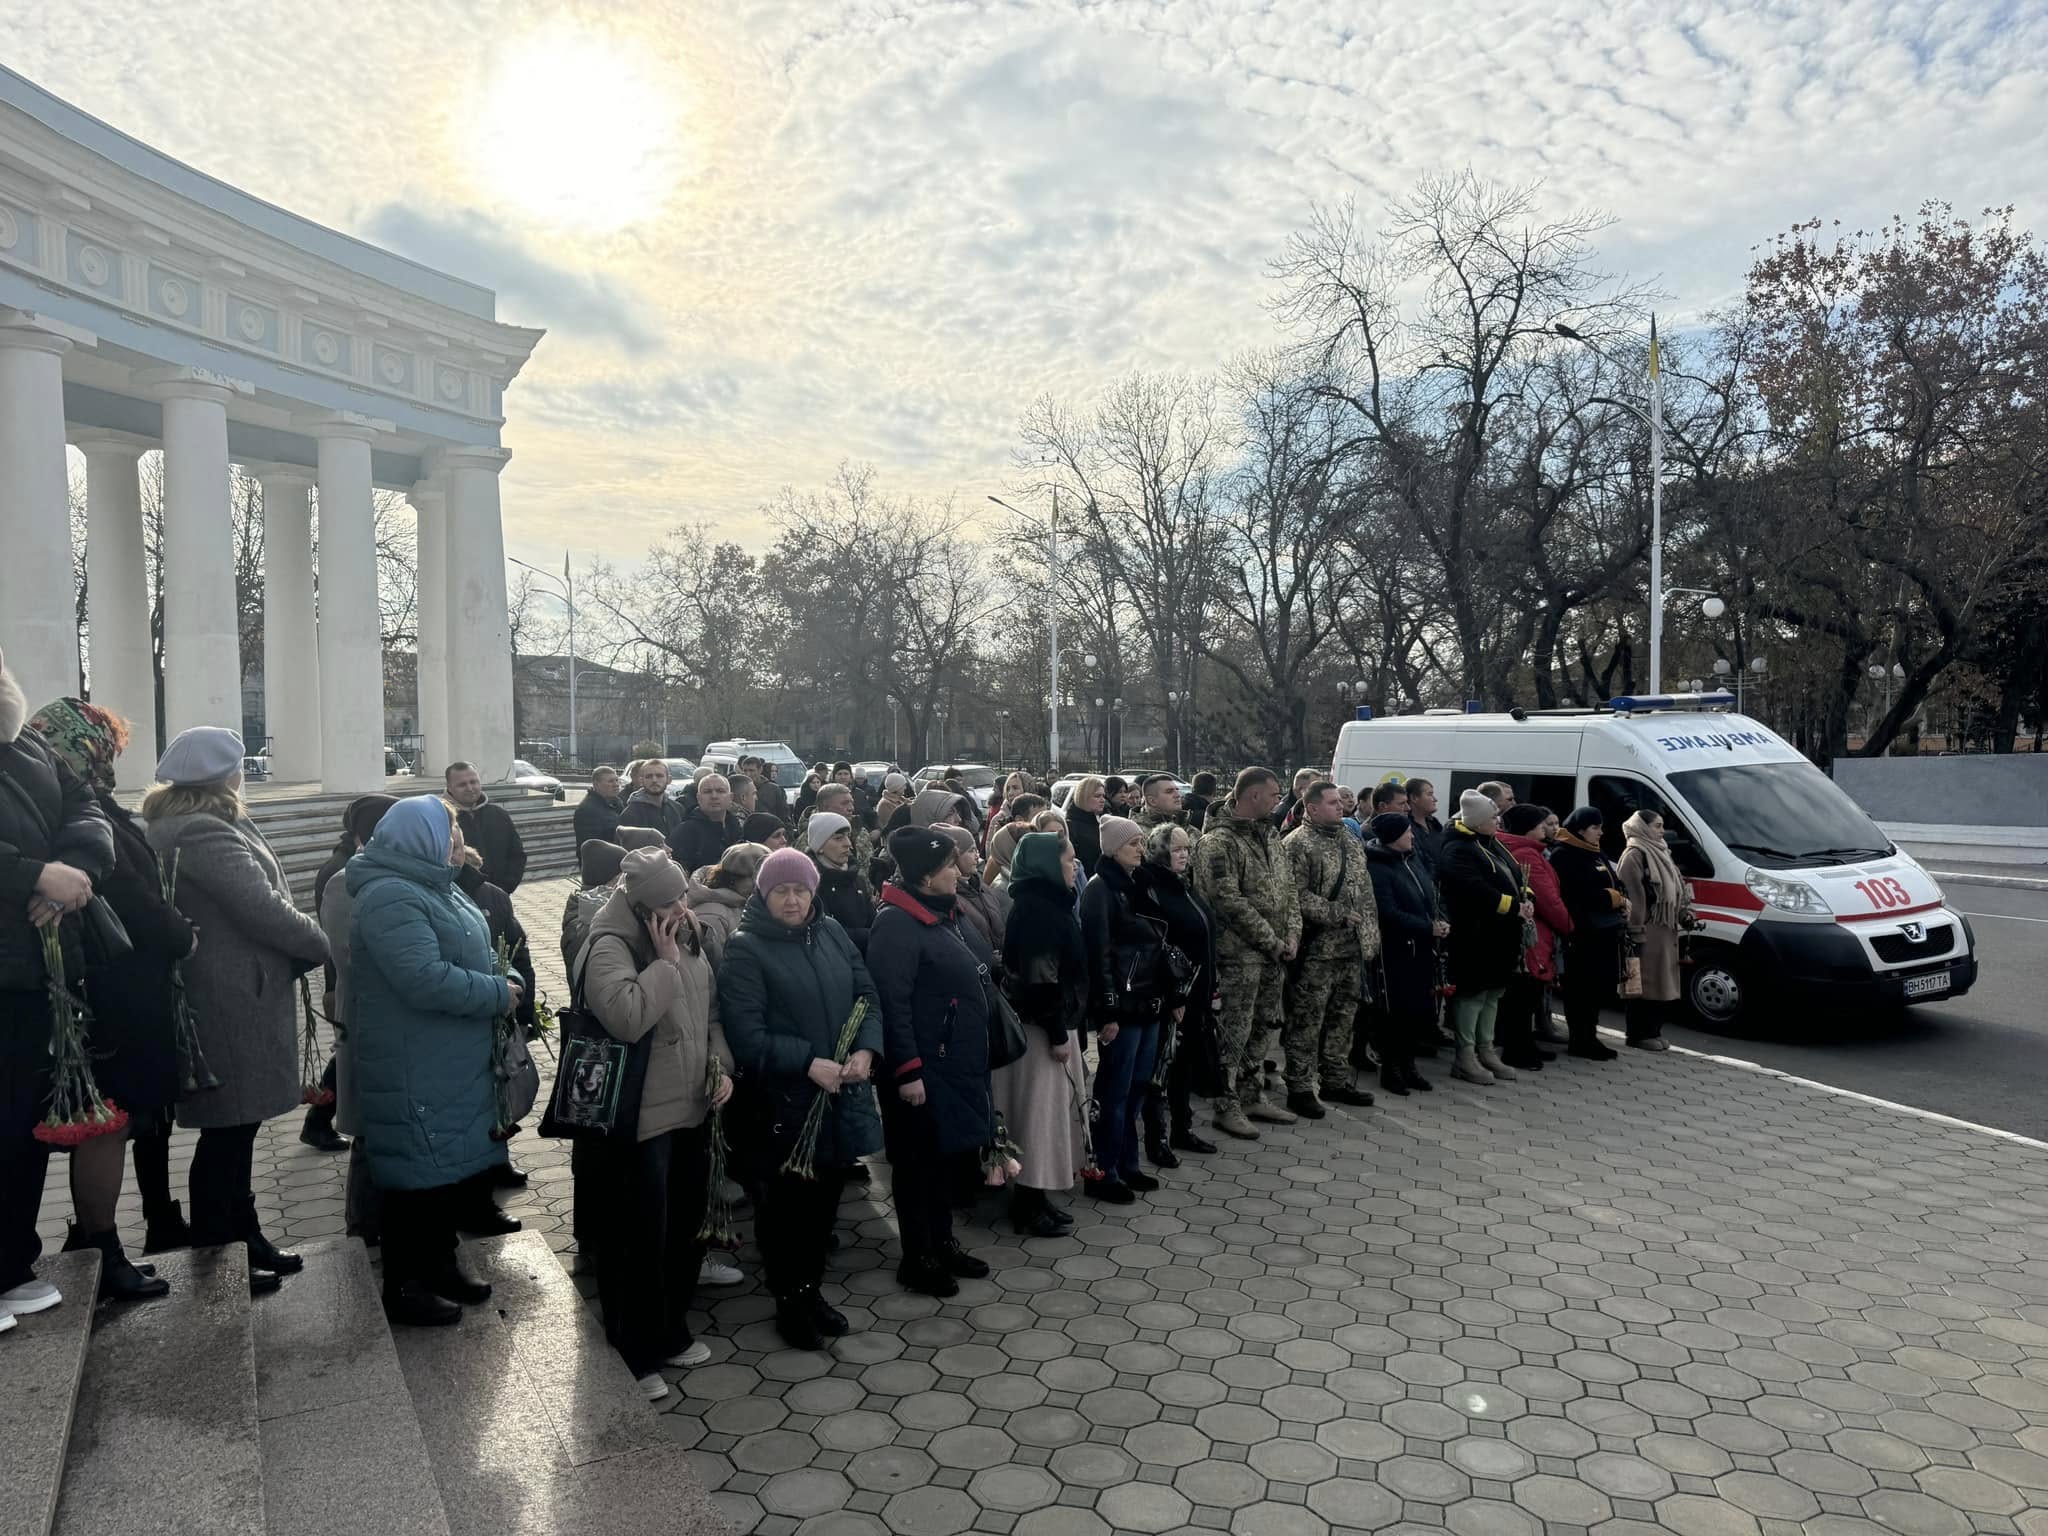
[52,1245,265,1536]
[388,1230,728,1536]
[0,1250,100,1536]
[251,1238,449,1536]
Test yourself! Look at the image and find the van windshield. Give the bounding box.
[1666,761,1894,868]
[771,759,809,789]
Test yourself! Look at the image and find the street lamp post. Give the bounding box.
[997,708,1009,768]
[1166,689,1183,776]
[1111,698,1123,771]
[509,552,576,770]
[988,489,1060,773]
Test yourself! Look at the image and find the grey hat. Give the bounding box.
[155,725,245,786]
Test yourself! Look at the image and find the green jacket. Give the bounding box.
[1284,821,1382,963]
[1195,803,1300,964]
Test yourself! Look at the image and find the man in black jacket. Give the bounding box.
[573,766,626,847]
[672,772,747,872]
[1404,777,1446,875]
[0,648,115,1316]
[740,755,791,823]
[445,761,528,893]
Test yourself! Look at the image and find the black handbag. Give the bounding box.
[538,942,652,1142]
[1180,1004,1228,1097]
[951,922,1027,1069]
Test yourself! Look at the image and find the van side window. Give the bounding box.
[1448,772,1579,820]
[1587,775,1713,878]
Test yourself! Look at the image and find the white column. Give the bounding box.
[74,432,157,783]
[140,368,249,739]
[408,478,449,776]
[0,314,80,710]
[441,447,514,778]
[252,464,321,783]
[303,415,385,793]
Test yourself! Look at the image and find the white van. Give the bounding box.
[1330,693,1979,1028]
[700,739,809,792]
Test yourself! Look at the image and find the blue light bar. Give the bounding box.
[1608,691,1738,713]
[1355,706,1373,721]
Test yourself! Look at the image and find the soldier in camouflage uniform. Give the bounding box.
[1132,773,1198,851]
[1194,768,1300,1140]
[1281,780,1381,1116]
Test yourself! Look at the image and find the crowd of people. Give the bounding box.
[1,646,1686,1405]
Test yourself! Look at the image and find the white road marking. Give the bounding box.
[1958,910,2048,923]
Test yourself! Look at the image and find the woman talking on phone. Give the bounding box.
[579,846,733,1401]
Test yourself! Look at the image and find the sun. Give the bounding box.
[469,24,682,232]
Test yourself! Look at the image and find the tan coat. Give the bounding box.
[577,890,729,1140]
[685,875,749,971]
[1617,847,1684,1002]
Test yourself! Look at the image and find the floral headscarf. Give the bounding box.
[29,697,129,793]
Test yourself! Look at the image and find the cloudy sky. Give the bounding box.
[11,0,2046,568]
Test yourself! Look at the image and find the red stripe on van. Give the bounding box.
[1836,901,1942,924]
[1690,879,1764,912]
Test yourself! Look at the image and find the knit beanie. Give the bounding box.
[617,826,668,851]
[757,845,820,896]
[1501,803,1551,836]
[805,811,851,852]
[1369,812,1412,846]
[744,811,787,844]
[1458,789,1500,831]
[938,824,976,854]
[1097,815,1144,861]
[620,846,688,908]
[1563,806,1604,838]
[889,825,955,889]
[883,772,907,793]
[579,839,627,887]
[345,793,400,847]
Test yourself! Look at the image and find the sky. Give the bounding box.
[11,0,2048,572]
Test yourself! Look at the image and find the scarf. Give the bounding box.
[29,696,126,791]
[1555,826,1603,855]
[1623,812,1686,929]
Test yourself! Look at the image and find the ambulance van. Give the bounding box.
[1330,693,1979,1028]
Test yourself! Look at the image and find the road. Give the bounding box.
[1652,878,2048,1142]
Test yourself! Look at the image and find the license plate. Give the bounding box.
[1902,971,1951,999]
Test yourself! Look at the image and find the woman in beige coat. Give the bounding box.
[685,841,769,970]
[578,847,733,1402]
[1616,810,1693,1052]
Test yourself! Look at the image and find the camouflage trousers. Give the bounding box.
[1285,957,1358,1094]
[1213,954,1287,1110]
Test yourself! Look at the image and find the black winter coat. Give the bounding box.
[456,865,537,1033]
[1407,814,1446,880]
[573,792,625,848]
[617,792,684,843]
[1366,839,1438,1024]
[672,806,745,874]
[1437,825,1527,993]
[456,798,528,893]
[0,730,112,993]
[1077,858,1167,1031]
[867,883,995,1156]
[1550,837,1626,990]
[812,857,875,954]
[1065,807,1102,873]
[83,792,195,1112]
[1136,862,1216,1019]
[1001,876,1088,1046]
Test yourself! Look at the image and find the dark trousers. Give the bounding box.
[1561,937,1614,1046]
[1092,1020,1160,1181]
[1,994,53,1291]
[758,1170,840,1299]
[1142,1027,1196,1143]
[132,1118,177,1225]
[1371,1007,1426,1075]
[592,1123,711,1378]
[0,1133,49,1293]
[189,1123,261,1247]
[345,1139,384,1242]
[1498,976,1547,1058]
[883,1101,958,1262]
[380,1183,459,1289]
[1625,998,1668,1043]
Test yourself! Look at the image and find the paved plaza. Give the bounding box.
[42,875,2048,1536]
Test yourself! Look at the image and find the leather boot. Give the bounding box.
[1401,1061,1433,1092]
[1474,1046,1518,1082]
[1170,1126,1218,1155]
[1010,1187,1067,1238]
[1145,1135,1181,1170]
[143,1200,193,1256]
[1378,1059,1411,1097]
[1213,1104,1259,1140]
[384,1282,459,1327]
[67,1225,169,1302]
[776,1289,824,1350]
[298,1101,349,1153]
[1451,1048,1495,1085]
[242,1198,304,1274]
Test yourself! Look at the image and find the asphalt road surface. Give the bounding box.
[1653,877,2048,1142]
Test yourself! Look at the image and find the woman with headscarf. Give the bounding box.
[1616,810,1691,1052]
[1064,777,1106,873]
[1077,816,1167,1204]
[144,727,330,1291]
[908,786,970,832]
[686,841,770,970]
[27,699,183,1300]
[992,833,1087,1237]
[347,797,517,1326]
[943,825,1011,955]
[874,772,910,828]
[1549,808,1624,1061]
[806,811,875,953]
[1136,821,1218,1166]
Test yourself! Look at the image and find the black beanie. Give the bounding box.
[1501,803,1551,836]
[1369,812,1412,845]
[890,825,955,889]
[1563,806,1604,838]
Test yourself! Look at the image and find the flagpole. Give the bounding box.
[1648,315,1665,695]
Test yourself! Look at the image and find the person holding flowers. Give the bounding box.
[347,797,517,1328]
[719,845,882,1350]
[0,649,113,1326]
[867,825,997,1299]
[144,725,328,1292]
[578,845,733,1400]
[30,698,189,1301]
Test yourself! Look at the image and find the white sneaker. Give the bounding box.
[666,1341,712,1368]
[699,1256,744,1287]
[0,1310,15,1334]
[635,1371,670,1402]
[0,1280,61,1317]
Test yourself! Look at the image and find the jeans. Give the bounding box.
[189,1123,261,1247]
[1452,988,1504,1053]
[592,1123,712,1378]
[758,1170,841,1298]
[1093,1018,1160,1181]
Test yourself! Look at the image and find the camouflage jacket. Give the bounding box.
[1283,822,1382,963]
[1132,803,1199,853]
[1195,804,1301,964]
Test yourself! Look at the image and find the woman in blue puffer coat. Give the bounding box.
[348,796,520,1328]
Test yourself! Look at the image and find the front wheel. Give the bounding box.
[1685,943,1745,1027]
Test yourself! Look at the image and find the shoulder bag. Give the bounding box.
[538,940,653,1141]
[949,919,1027,1069]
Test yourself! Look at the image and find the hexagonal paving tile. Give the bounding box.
[1097,1481,1193,1534]
[1305,1477,1402,1529]
[967,1463,1060,1514]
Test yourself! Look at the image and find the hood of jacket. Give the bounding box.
[686,872,749,913]
[909,787,962,828]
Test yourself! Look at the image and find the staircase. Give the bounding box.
[1,1233,728,1536]
[239,786,579,910]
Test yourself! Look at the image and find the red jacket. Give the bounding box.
[1499,832,1574,981]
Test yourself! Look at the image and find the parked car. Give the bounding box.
[660,757,700,799]
[851,760,897,793]
[242,754,272,783]
[510,758,565,800]
[700,739,808,790]
[910,763,999,815]
[384,745,418,777]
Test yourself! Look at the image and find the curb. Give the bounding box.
[1930,868,2048,892]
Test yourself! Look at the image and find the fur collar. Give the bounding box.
[0,665,24,745]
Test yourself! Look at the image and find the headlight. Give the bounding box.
[1745,867,1830,914]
